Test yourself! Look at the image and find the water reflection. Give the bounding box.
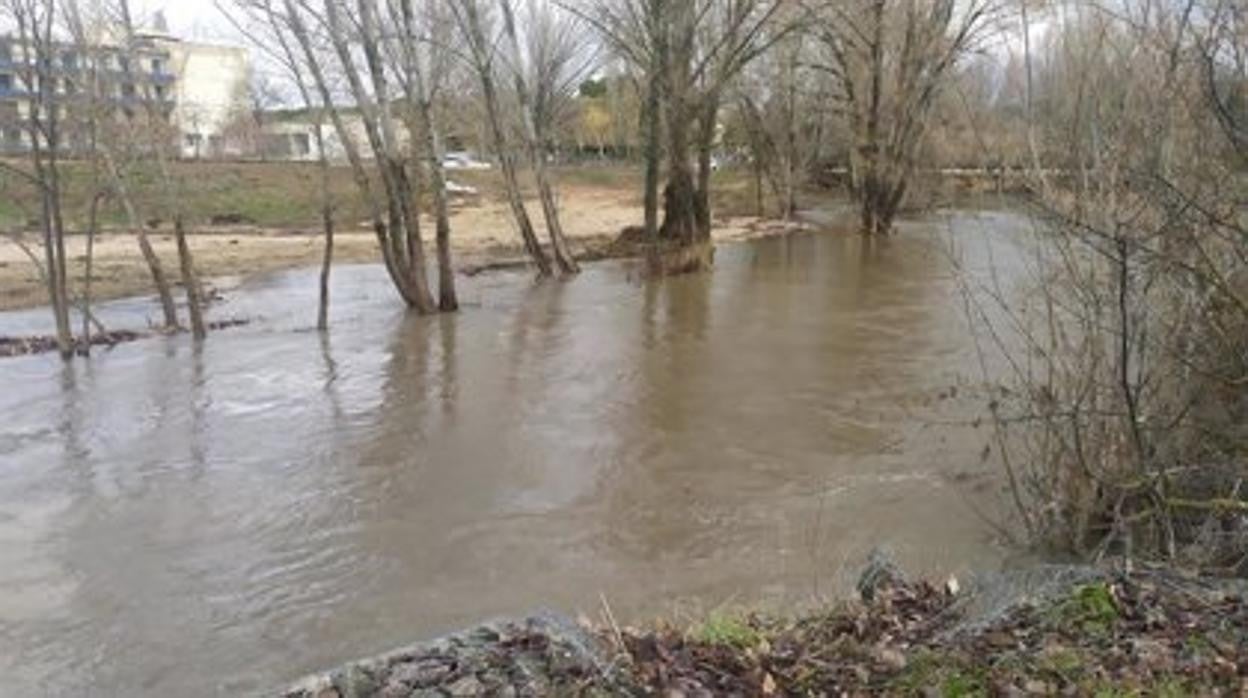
[0,213,1029,696]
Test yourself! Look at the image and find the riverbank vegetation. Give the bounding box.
[288,564,1248,696]
[954,0,1248,572]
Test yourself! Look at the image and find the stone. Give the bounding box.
[378,682,412,698]
[389,659,452,688]
[339,665,379,698]
[873,646,908,671]
[1023,679,1052,694]
[445,675,484,697]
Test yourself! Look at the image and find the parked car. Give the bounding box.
[441,152,492,170]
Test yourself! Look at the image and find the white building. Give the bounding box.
[158,37,250,159]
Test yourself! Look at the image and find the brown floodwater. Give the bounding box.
[0,209,1034,696]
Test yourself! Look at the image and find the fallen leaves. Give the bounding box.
[609,569,1248,696]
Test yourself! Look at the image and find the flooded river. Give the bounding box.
[0,210,1031,696]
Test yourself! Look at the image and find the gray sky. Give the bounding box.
[135,1,238,42]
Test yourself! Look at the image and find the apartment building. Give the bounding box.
[0,23,248,159]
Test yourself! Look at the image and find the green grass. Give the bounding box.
[1052,583,1120,634]
[941,670,989,698]
[689,611,762,649]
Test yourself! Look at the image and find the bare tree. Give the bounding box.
[567,0,667,244]
[807,0,998,235]
[573,0,786,272]
[219,0,342,326]
[448,0,554,276]
[113,0,207,339]
[387,0,459,310]
[281,0,443,313]
[4,0,74,355]
[495,0,589,274]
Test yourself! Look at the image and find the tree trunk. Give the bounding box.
[26,69,73,357]
[413,108,457,311]
[83,192,104,350]
[315,122,334,331]
[859,0,888,236]
[137,230,179,327]
[402,0,458,312]
[98,147,178,328]
[661,83,699,246]
[174,216,206,340]
[357,0,436,314]
[693,95,719,238]
[643,0,667,244]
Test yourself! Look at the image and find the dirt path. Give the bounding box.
[0,187,791,312]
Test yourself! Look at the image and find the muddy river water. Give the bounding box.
[0,210,1033,696]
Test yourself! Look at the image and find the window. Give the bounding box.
[292,133,311,156]
[151,58,165,75]
[120,83,136,100]
[0,41,11,63]
[62,52,77,71]
[0,74,12,92]
[154,85,166,100]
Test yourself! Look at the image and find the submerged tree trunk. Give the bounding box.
[415,113,459,311]
[315,122,334,330]
[174,216,206,340]
[402,0,458,311]
[357,0,437,314]
[82,191,106,350]
[453,0,553,277]
[97,147,178,328]
[22,19,73,357]
[497,0,579,275]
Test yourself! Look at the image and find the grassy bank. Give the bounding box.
[0,159,768,231]
[287,565,1248,697]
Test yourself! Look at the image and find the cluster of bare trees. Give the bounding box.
[1,0,204,358]
[573,0,789,270]
[224,0,598,319]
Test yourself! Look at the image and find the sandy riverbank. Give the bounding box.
[0,185,800,312]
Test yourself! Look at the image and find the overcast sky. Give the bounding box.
[134,1,239,42]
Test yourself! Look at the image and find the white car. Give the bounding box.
[442,152,492,170]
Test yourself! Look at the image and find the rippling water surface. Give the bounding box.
[0,210,1032,695]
